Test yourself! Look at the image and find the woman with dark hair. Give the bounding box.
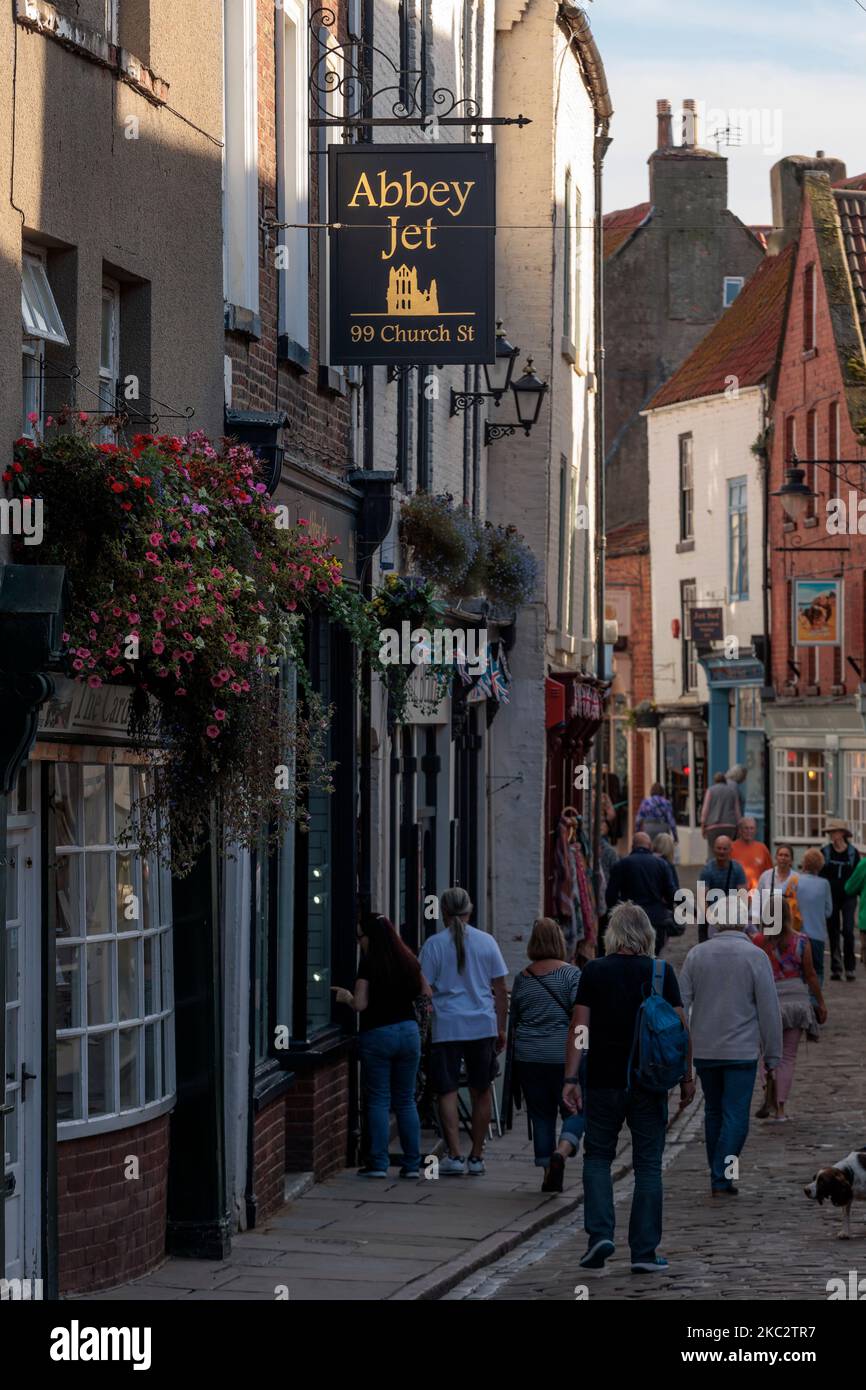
[333,913,429,1179]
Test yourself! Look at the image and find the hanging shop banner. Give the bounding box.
[328,143,495,366]
[793,578,842,646]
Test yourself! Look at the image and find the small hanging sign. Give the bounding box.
[328,143,496,366]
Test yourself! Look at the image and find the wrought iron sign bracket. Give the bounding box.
[484,422,531,445]
[309,7,531,134]
[451,389,504,417]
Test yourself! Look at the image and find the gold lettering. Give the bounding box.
[449,181,474,218]
[347,171,376,207]
[428,180,450,205]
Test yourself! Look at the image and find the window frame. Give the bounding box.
[723,276,744,308]
[727,475,749,600]
[681,578,698,693]
[845,751,866,847]
[222,0,260,318]
[773,747,825,843]
[563,169,573,339]
[98,278,120,441]
[21,247,69,437]
[276,0,310,357]
[54,762,176,1141]
[678,433,694,542]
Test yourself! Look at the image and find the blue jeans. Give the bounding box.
[695,1059,758,1191]
[359,1020,422,1173]
[807,937,825,1005]
[582,1086,668,1263]
[518,1061,585,1166]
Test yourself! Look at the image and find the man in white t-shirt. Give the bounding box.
[419,888,508,1176]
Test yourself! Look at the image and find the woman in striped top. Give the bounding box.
[510,918,583,1193]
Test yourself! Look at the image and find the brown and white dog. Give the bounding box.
[804,1152,866,1239]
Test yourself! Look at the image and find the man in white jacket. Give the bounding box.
[679,922,782,1196]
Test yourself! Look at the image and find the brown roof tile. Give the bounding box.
[607,520,649,555]
[646,245,795,411]
[603,202,651,260]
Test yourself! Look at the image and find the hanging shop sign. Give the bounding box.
[690,606,724,644]
[793,578,842,646]
[328,143,495,366]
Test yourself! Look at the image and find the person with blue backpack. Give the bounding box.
[562,903,693,1274]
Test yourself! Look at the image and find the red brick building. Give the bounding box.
[765,157,866,849]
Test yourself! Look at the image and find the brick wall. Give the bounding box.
[769,181,866,695]
[57,1114,169,1295]
[285,1055,349,1180]
[252,1095,288,1223]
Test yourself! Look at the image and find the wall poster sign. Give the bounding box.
[328,143,495,366]
[793,578,842,646]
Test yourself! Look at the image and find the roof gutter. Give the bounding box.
[557,4,614,127]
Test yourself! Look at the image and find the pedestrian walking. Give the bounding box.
[795,848,833,986]
[563,903,694,1273]
[753,898,828,1122]
[635,782,678,843]
[697,835,748,943]
[678,906,782,1193]
[332,913,428,1179]
[757,844,802,933]
[726,764,748,821]
[418,887,509,1176]
[843,849,866,970]
[595,819,619,956]
[652,832,679,891]
[605,832,677,956]
[820,819,861,981]
[509,918,583,1193]
[700,771,742,854]
[731,816,772,892]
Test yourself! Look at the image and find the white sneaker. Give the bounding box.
[439,1154,467,1176]
[467,1156,486,1176]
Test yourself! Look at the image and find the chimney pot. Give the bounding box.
[682,98,698,147]
[656,98,672,150]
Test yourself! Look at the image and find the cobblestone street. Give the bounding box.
[448,942,866,1302]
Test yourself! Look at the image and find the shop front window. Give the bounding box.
[774,749,824,841]
[54,763,175,1132]
[663,730,690,827]
[845,752,866,846]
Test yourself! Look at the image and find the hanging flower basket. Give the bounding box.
[399,492,483,598]
[480,523,538,609]
[6,418,348,872]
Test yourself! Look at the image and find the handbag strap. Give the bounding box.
[523,967,574,1018]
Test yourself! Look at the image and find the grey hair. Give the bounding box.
[726,764,747,783]
[440,886,473,972]
[604,902,656,957]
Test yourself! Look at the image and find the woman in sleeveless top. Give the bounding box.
[753,898,827,1121]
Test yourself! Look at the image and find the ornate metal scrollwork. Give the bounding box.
[484,422,518,445]
[310,7,528,129]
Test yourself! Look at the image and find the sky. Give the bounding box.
[586,0,866,225]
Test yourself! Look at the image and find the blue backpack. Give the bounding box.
[627,960,688,1094]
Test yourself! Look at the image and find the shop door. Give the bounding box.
[4,820,40,1284]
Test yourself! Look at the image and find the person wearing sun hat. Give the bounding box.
[820,819,860,981]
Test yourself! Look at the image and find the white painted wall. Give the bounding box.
[647,386,766,708]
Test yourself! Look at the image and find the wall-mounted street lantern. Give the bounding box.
[772,453,815,524]
[449,321,520,417]
[484,359,549,445]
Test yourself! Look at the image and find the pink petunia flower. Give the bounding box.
[206,724,220,739]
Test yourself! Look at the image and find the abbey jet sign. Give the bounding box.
[328,144,495,366]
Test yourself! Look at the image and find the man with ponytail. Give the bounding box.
[419,887,509,1176]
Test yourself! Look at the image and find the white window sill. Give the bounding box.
[57,1092,176,1142]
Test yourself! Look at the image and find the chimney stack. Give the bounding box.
[681,99,698,148]
[656,99,672,150]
